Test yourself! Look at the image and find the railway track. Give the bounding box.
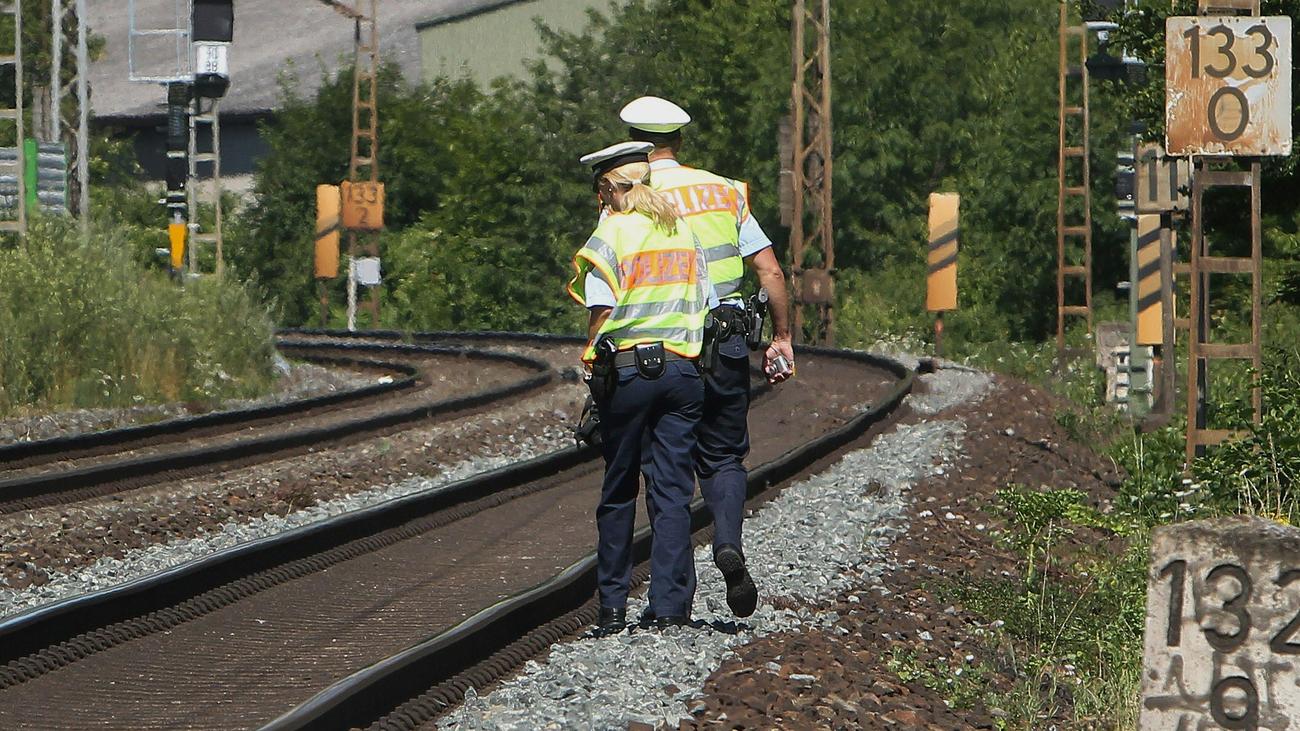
[0,333,911,730]
[0,339,556,514]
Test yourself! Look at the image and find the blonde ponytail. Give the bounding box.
[603,162,681,233]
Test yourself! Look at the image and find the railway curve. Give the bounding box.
[0,332,912,731]
[0,339,555,514]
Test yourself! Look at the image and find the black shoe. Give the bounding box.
[595,607,627,635]
[715,544,758,618]
[651,614,688,629]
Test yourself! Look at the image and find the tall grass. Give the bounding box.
[0,218,275,416]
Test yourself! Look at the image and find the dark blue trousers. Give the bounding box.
[643,333,752,556]
[696,333,752,554]
[596,360,702,618]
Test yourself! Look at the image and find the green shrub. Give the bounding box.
[953,487,1148,729]
[0,217,275,415]
[1195,349,1300,521]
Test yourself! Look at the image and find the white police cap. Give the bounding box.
[619,96,691,134]
[579,141,654,177]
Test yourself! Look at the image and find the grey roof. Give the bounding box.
[87,0,472,120]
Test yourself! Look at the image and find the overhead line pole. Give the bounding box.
[788,0,834,346]
[350,0,381,328]
[49,0,89,233]
[313,0,382,330]
[75,0,88,228]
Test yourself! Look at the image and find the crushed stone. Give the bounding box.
[440,419,967,730]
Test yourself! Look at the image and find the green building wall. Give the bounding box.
[418,0,625,85]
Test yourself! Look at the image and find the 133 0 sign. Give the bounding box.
[1166,17,1292,157]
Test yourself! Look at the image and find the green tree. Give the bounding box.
[233,0,1133,344]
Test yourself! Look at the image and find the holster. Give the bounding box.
[586,336,618,402]
[633,342,666,380]
[746,288,770,351]
[574,395,602,448]
[700,312,719,374]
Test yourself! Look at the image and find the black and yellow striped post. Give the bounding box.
[315,184,342,326]
[1136,214,1162,346]
[927,193,959,356]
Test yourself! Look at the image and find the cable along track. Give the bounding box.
[0,333,908,731]
[0,339,556,514]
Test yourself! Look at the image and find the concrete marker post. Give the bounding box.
[1141,517,1300,729]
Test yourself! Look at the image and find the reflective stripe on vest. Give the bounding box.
[567,212,709,362]
[650,165,746,299]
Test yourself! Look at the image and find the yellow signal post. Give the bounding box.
[168,219,186,272]
[1136,214,1163,346]
[315,184,341,278]
[315,184,342,325]
[927,193,959,356]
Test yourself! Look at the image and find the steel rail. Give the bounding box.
[0,340,556,513]
[0,346,418,467]
[0,331,911,730]
[261,345,916,731]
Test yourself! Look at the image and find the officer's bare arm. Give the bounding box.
[746,248,794,382]
[746,248,791,341]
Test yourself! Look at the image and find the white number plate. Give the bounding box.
[1166,17,1291,156]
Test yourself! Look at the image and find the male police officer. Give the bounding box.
[620,96,795,619]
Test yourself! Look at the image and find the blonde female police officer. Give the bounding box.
[568,141,718,633]
[619,96,795,619]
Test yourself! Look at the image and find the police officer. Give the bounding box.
[619,96,795,619]
[568,141,718,633]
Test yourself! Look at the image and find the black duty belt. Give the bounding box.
[713,305,748,335]
[613,349,693,368]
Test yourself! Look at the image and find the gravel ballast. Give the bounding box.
[0,358,380,445]
[0,426,573,620]
[909,364,993,415]
[437,363,992,730]
[441,411,976,729]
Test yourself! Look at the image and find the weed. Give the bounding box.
[1194,350,1300,522]
[0,217,276,415]
[882,646,993,711]
[949,487,1147,729]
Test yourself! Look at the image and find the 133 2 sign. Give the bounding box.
[1166,17,1292,157]
[341,181,385,231]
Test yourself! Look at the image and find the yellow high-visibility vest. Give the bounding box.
[649,165,747,299]
[568,211,710,362]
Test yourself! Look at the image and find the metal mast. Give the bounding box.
[348,0,381,327]
[186,95,224,275]
[313,0,382,328]
[1182,0,1265,461]
[50,0,89,232]
[788,0,834,345]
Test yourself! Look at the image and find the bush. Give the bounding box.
[1195,349,1300,520]
[0,218,276,415]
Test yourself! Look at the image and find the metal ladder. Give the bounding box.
[1183,0,1265,461]
[187,97,224,276]
[0,0,24,235]
[1056,1,1092,354]
[347,0,380,326]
